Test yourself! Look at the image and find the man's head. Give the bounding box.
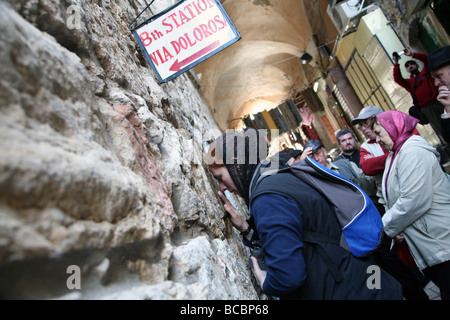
[350,106,383,141]
[404,60,419,75]
[429,46,450,88]
[304,140,328,167]
[335,129,357,155]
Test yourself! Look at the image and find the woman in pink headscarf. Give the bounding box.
[372,110,450,300]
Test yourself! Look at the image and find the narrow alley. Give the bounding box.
[0,0,448,302]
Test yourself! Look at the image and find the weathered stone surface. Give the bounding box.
[0,0,257,300]
[170,236,258,300]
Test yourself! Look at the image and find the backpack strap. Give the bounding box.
[248,156,291,214]
[303,231,344,283]
[284,158,384,257]
[249,161,347,283]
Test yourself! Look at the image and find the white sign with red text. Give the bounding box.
[131,0,241,83]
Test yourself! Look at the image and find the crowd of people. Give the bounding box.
[205,45,450,300]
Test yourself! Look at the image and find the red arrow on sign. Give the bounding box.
[169,41,220,72]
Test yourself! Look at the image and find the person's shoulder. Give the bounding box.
[253,171,298,193]
[360,139,371,149]
[333,157,351,165]
[399,136,437,157]
[251,189,300,214]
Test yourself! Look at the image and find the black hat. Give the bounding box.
[304,140,323,153]
[428,46,450,72]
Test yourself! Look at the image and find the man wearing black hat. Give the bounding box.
[393,47,444,138]
[429,45,450,145]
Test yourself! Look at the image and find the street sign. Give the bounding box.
[131,0,241,83]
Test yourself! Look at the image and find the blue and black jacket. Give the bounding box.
[247,157,402,299]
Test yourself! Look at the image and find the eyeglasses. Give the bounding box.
[357,117,375,131]
[357,123,370,130]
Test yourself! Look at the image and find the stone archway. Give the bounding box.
[194,0,318,130]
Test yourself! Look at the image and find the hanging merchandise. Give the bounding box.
[243,116,257,129]
[253,113,270,132]
[299,105,314,126]
[302,124,320,141]
[279,101,299,130]
[261,110,278,131]
[302,87,324,113]
[288,129,304,146]
[269,108,289,133]
[287,99,303,125]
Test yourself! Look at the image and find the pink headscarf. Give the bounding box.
[377,110,419,202]
[376,110,419,158]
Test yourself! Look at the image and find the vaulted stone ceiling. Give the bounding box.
[194,0,333,131]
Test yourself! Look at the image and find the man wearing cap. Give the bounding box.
[393,47,444,137]
[428,45,450,145]
[350,106,388,209]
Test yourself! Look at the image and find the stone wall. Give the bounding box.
[376,0,427,52]
[0,0,258,300]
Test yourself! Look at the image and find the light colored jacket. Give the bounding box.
[381,135,450,270]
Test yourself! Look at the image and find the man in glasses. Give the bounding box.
[351,106,388,187]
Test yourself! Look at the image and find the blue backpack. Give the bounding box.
[254,157,383,257]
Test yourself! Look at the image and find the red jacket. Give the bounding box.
[360,140,389,176]
[393,52,439,108]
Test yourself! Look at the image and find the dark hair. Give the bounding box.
[370,117,381,130]
[335,129,356,144]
